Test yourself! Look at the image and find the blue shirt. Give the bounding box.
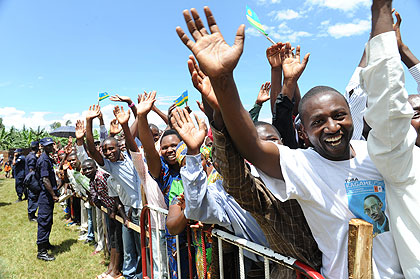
[26,152,37,171]
[181,154,269,261]
[153,156,183,206]
[101,152,142,209]
[14,155,27,178]
[36,152,57,191]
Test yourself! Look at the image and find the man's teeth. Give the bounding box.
[325,135,342,146]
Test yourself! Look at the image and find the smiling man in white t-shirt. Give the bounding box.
[175,0,403,277]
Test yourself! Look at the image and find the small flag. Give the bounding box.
[174,90,188,107]
[246,5,268,36]
[98,92,110,101]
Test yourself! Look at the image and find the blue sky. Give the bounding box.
[0,0,419,130]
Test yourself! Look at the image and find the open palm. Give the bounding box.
[75,120,85,140]
[281,44,310,81]
[113,106,130,125]
[176,7,244,78]
[171,107,207,152]
[137,91,156,117]
[86,104,101,120]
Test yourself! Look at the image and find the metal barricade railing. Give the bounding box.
[140,204,325,279]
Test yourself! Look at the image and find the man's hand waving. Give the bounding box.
[176,7,245,78]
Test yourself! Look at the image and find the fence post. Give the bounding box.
[348,218,373,279]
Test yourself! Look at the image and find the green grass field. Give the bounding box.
[0,177,107,279]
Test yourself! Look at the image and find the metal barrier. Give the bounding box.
[140,204,325,279]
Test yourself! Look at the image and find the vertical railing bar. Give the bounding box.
[239,247,245,279]
[264,257,270,279]
[218,237,224,279]
[155,213,161,279]
[176,234,182,279]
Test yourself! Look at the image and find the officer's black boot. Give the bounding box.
[28,213,37,222]
[37,243,55,261]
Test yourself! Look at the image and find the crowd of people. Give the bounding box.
[6,0,420,278]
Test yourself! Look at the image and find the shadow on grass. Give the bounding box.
[0,202,11,207]
[53,239,77,255]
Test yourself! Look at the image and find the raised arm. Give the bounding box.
[176,7,282,179]
[113,105,138,153]
[266,42,284,113]
[110,94,137,116]
[136,92,162,178]
[249,82,270,122]
[85,105,105,166]
[151,104,169,125]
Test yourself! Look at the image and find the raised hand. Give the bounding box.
[86,104,101,121]
[266,42,285,69]
[109,119,122,136]
[256,82,271,105]
[188,55,219,111]
[281,43,310,82]
[176,7,245,78]
[171,107,207,154]
[75,120,85,140]
[392,9,403,49]
[113,105,130,125]
[110,94,133,104]
[137,91,156,117]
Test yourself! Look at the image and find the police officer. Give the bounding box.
[36,137,59,261]
[26,141,40,222]
[12,148,27,202]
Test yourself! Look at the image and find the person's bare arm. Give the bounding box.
[85,105,105,166]
[152,105,169,125]
[177,7,282,178]
[266,42,284,113]
[110,94,137,116]
[43,177,59,202]
[136,92,162,178]
[280,44,310,105]
[166,196,188,235]
[392,10,420,69]
[114,106,139,153]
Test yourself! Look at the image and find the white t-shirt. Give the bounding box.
[257,140,403,279]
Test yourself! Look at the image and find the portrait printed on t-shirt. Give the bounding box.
[345,179,389,237]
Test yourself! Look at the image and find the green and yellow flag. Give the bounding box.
[246,5,268,36]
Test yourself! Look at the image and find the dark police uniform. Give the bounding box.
[36,139,58,258]
[26,149,39,220]
[14,151,27,200]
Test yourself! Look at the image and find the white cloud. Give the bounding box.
[37,76,44,80]
[0,81,12,87]
[327,19,370,38]
[256,0,281,5]
[269,9,301,21]
[305,0,370,12]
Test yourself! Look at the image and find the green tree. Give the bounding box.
[0,117,4,130]
[50,121,61,130]
[65,120,72,126]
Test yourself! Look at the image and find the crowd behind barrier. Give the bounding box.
[4,1,420,279]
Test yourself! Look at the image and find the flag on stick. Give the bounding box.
[174,90,188,107]
[98,92,110,101]
[246,5,276,44]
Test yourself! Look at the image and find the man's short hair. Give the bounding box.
[102,136,119,147]
[82,158,96,166]
[298,86,348,124]
[254,121,281,138]
[364,194,382,204]
[149,123,159,131]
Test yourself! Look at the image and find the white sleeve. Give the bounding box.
[130,150,167,209]
[361,31,416,184]
[75,144,88,164]
[408,63,420,94]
